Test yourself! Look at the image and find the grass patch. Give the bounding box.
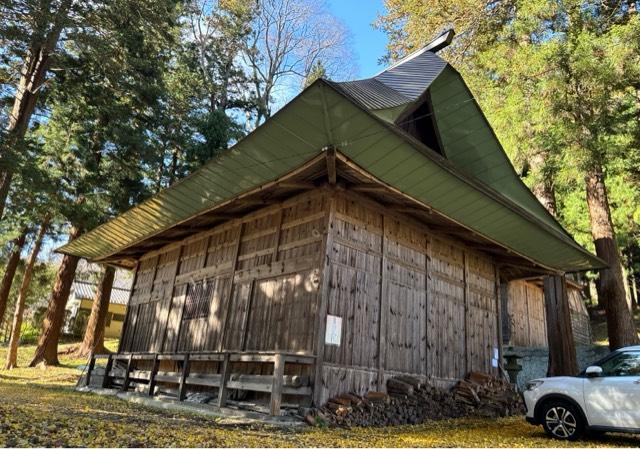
[0,342,639,447]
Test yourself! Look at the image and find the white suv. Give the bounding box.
[523,345,640,440]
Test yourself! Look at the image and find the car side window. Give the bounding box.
[598,351,640,377]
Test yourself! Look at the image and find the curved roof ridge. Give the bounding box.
[330,48,448,111]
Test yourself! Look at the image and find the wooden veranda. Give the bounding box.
[86,351,315,416]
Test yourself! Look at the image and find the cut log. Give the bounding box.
[386,378,414,396]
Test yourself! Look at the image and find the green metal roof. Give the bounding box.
[59,50,604,273]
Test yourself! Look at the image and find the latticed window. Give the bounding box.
[182,279,215,320]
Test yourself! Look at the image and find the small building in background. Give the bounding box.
[64,277,131,339]
[502,278,592,348]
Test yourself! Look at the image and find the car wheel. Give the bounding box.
[541,400,585,441]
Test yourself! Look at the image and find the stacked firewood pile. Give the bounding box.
[450,371,525,418]
[305,372,524,427]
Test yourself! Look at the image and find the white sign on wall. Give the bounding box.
[325,315,342,346]
[491,347,499,368]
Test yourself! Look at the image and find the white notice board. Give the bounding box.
[325,315,342,346]
[491,347,499,367]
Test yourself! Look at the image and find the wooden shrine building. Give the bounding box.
[61,32,604,414]
[503,278,592,347]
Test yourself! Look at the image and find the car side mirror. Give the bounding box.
[585,365,603,377]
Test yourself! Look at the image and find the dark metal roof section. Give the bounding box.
[328,78,411,109]
[373,49,448,99]
[331,33,450,111]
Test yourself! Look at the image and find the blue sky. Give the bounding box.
[327,0,389,78]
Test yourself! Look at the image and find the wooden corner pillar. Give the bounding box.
[463,251,470,374]
[494,266,504,376]
[377,215,388,389]
[270,352,285,416]
[544,275,578,376]
[118,261,140,354]
[312,190,336,406]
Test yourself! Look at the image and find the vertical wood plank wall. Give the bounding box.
[317,190,499,404]
[122,189,328,355]
[567,288,592,346]
[505,280,591,347]
[505,280,548,347]
[120,187,501,406]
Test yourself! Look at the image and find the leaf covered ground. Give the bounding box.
[1,342,639,447]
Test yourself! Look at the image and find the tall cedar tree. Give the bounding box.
[0,0,73,219]
[0,228,28,325]
[28,1,179,366]
[0,0,179,216]
[30,226,79,366]
[5,216,49,369]
[77,266,115,357]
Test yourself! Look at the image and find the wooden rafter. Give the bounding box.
[351,183,387,193]
[326,147,337,185]
[277,181,316,190]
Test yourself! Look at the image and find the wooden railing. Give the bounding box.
[85,351,315,416]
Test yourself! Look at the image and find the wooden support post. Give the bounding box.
[463,251,470,374]
[178,353,191,401]
[270,352,285,416]
[122,353,133,392]
[158,245,184,353]
[377,215,387,389]
[102,354,113,389]
[118,262,139,353]
[85,353,96,387]
[312,192,336,406]
[494,266,504,376]
[500,282,510,345]
[173,292,189,353]
[425,235,432,376]
[148,354,160,397]
[218,223,244,351]
[544,275,578,376]
[217,352,231,408]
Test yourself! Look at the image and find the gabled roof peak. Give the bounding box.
[331,31,454,111]
[376,29,455,76]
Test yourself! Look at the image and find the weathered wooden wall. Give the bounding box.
[504,280,591,348]
[504,280,548,347]
[567,287,592,346]
[120,187,502,406]
[316,190,499,404]
[120,189,328,356]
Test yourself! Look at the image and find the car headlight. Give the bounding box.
[525,380,544,391]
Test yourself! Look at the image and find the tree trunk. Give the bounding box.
[633,271,640,310]
[29,227,81,367]
[585,166,639,349]
[76,265,115,357]
[529,150,558,217]
[0,0,72,218]
[629,273,637,309]
[530,155,580,374]
[0,171,13,220]
[0,227,29,325]
[5,218,49,369]
[544,275,579,376]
